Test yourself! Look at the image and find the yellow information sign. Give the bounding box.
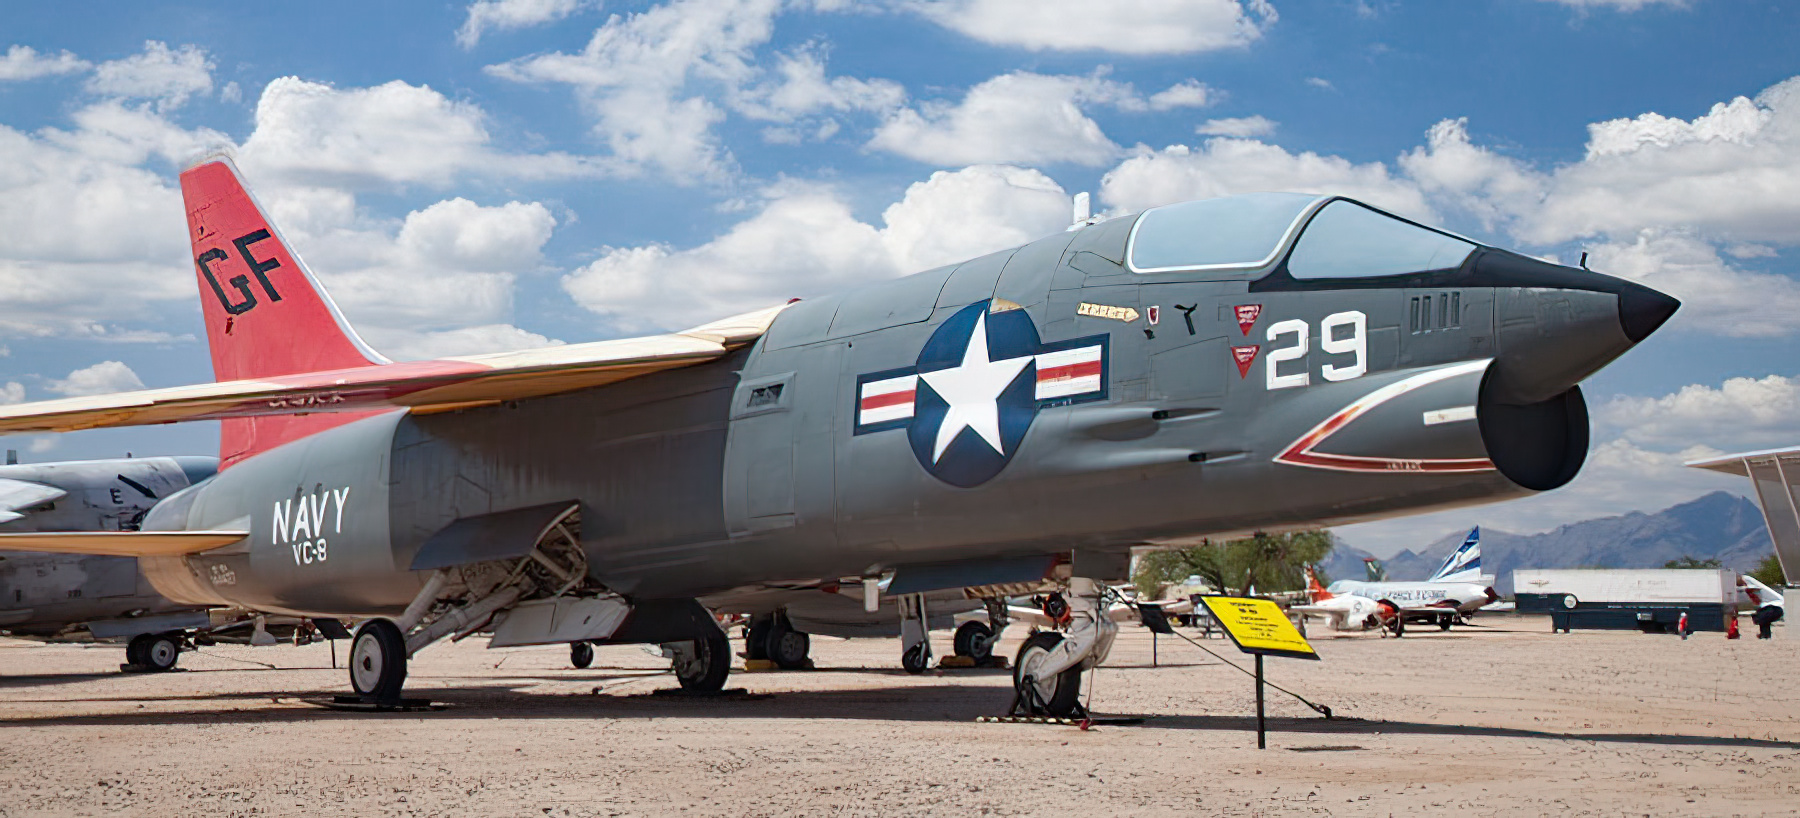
[1200,595,1319,661]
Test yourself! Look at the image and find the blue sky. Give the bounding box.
[0,0,1795,554]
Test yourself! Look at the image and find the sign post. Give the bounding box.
[1198,595,1319,750]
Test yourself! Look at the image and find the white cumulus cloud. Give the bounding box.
[1100,137,1434,219]
[562,165,1069,332]
[900,0,1277,55]
[237,77,604,189]
[85,41,212,110]
[486,0,783,182]
[0,45,89,81]
[1197,115,1276,138]
[48,361,145,397]
[870,72,1197,167]
[458,0,591,48]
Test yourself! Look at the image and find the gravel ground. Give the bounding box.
[1,617,1796,817]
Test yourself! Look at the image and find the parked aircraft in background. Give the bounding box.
[0,455,223,670]
[0,157,1674,715]
[1296,529,1497,634]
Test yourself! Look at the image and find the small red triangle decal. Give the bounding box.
[1232,345,1260,378]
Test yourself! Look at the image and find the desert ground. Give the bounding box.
[1,617,1797,817]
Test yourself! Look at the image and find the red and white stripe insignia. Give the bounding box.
[858,374,917,426]
[1035,345,1103,400]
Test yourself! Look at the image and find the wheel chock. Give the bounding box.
[937,655,977,668]
[312,696,446,712]
[742,659,779,672]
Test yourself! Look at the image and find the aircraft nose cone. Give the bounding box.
[1617,281,1680,343]
[1478,250,1679,405]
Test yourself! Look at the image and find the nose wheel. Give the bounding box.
[570,641,594,669]
[1011,632,1084,718]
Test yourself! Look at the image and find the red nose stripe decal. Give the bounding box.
[1274,360,1497,474]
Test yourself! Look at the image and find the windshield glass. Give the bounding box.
[1286,200,1476,279]
[1128,193,1322,273]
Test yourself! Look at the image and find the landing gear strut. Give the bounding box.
[1008,578,1117,718]
[899,593,931,674]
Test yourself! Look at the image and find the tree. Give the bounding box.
[1664,556,1723,569]
[1132,531,1333,597]
[1751,553,1787,588]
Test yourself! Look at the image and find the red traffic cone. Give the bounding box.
[1728,613,1741,639]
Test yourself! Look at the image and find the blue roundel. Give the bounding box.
[905,301,1043,488]
[851,299,1110,489]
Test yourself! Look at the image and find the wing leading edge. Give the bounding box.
[0,305,786,435]
[0,531,248,557]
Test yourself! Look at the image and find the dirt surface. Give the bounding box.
[2,618,1797,817]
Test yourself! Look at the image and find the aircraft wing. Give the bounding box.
[0,531,247,557]
[0,305,785,434]
[0,478,68,524]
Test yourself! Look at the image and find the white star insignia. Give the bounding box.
[918,311,1033,463]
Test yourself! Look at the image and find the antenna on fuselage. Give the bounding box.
[1068,191,1099,231]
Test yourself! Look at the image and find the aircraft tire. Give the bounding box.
[125,633,150,667]
[675,629,731,693]
[570,642,594,669]
[744,616,772,661]
[953,621,995,661]
[1012,632,1083,718]
[143,633,181,672]
[901,643,930,674]
[766,615,810,670]
[349,619,408,701]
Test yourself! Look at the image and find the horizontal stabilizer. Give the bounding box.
[0,478,67,515]
[0,305,786,435]
[0,531,247,557]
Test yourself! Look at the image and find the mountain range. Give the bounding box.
[1325,491,1775,595]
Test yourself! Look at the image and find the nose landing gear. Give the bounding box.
[1007,578,1117,718]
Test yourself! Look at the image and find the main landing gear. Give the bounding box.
[1009,578,1117,718]
[349,619,408,701]
[668,625,731,693]
[124,632,183,672]
[952,598,1009,664]
[745,612,811,670]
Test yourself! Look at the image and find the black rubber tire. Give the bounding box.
[1439,616,1453,631]
[1013,632,1083,718]
[766,615,810,670]
[953,621,995,661]
[744,616,772,661]
[675,629,731,693]
[349,619,408,701]
[143,633,181,672]
[901,643,931,675]
[125,633,150,667]
[570,642,594,669]
[1392,616,1406,638]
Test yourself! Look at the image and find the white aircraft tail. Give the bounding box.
[1429,526,1482,583]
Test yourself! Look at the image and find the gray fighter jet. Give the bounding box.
[0,455,218,670]
[0,158,1676,714]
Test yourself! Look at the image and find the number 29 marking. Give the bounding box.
[1265,310,1367,390]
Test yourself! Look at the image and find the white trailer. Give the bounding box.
[1512,569,1735,633]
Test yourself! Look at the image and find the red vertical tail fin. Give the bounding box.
[179,157,388,466]
[1305,566,1332,602]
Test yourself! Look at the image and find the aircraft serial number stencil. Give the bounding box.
[1200,596,1320,660]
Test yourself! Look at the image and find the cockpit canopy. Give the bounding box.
[1126,193,1478,279]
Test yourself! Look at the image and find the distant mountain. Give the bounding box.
[1326,491,1773,595]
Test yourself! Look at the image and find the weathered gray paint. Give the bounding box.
[136,197,1673,634]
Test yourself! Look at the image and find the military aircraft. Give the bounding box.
[0,455,221,670]
[0,157,1676,715]
[1296,530,1496,634]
